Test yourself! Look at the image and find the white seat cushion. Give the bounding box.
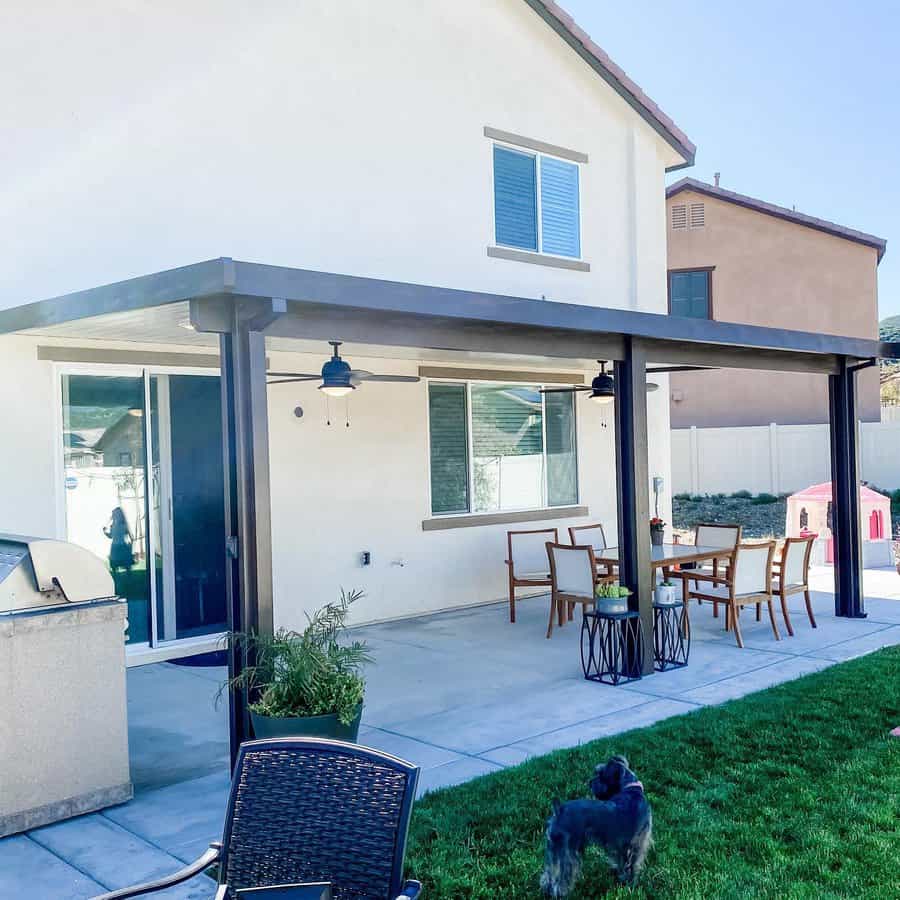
[691,584,766,601]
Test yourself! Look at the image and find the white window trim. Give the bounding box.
[489,140,586,265]
[425,376,580,521]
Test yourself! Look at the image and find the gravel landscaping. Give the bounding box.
[672,493,788,539]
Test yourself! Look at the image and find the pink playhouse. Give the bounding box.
[786,481,893,567]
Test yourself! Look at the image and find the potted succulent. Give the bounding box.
[654,577,678,606]
[650,517,666,546]
[595,581,633,613]
[224,589,371,742]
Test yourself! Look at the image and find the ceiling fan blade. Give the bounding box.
[539,386,592,394]
[646,365,717,374]
[267,372,320,379]
[352,374,421,383]
[267,377,321,385]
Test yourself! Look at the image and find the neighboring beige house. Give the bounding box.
[666,178,886,427]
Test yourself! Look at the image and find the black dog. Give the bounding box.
[540,755,652,896]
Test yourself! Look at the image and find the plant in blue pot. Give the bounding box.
[224,589,370,741]
[595,581,633,614]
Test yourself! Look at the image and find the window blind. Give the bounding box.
[428,383,469,515]
[540,156,581,258]
[493,145,538,251]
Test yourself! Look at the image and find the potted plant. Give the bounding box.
[654,577,678,606]
[224,589,371,742]
[595,581,633,613]
[650,517,666,546]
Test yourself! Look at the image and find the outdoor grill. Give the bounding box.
[0,534,132,837]
[0,533,117,612]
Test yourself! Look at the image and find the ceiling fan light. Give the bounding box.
[320,384,354,398]
[588,371,615,404]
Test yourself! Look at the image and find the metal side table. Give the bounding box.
[581,600,645,685]
[653,597,690,671]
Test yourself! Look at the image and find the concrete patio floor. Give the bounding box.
[3,567,899,899]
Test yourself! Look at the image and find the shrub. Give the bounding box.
[225,589,371,725]
[730,489,753,499]
[751,492,779,505]
[673,492,692,501]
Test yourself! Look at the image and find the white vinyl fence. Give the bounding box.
[672,414,900,496]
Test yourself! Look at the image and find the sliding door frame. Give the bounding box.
[54,361,226,665]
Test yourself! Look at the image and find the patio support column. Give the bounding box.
[829,357,865,618]
[614,337,654,674]
[220,304,277,764]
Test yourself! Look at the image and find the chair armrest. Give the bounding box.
[396,880,423,899]
[90,843,222,899]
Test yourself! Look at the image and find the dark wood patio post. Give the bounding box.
[828,356,866,618]
[614,337,654,674]
[220,300,279,765]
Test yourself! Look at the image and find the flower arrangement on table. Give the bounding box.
[650,516,666,546]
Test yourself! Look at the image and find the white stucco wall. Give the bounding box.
[1,0,675,314]
[0,0,680,627]
[0,335,673,627]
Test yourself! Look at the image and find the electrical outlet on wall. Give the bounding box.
[361,551,371,566]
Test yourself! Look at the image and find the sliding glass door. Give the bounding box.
[61,368,226,651]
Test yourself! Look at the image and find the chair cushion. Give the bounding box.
[517,571,550,582]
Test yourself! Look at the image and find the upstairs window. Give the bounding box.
[493,145,581,258]
[669,269,712,319]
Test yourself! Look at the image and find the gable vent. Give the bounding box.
[671,204,687,229]
[689,202,705,228]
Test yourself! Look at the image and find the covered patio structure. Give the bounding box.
[1,256,896,764]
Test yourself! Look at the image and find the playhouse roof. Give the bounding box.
[788,481,889,503]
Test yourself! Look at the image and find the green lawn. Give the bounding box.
[406,647,900,899]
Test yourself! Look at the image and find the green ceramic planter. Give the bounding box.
[250,703,363,742]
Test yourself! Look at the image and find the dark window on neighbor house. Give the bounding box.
[669,269,711,319]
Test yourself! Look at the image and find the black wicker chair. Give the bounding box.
[93,738,422,900]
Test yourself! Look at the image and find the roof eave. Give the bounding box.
[524,0,695,169]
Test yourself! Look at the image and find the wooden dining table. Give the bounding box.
[594,543,732,578]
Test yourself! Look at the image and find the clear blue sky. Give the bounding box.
[562,0,900,320]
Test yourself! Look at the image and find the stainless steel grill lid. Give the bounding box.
[0,534,116,613]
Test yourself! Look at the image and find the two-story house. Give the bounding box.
[0,0,694,661]
[666,177,886,428]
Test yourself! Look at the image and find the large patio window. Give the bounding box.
[428,381,577,516]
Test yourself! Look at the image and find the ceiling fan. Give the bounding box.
[267,341,421,396]
[539,361,711,404]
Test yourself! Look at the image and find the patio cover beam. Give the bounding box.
[220,299,279,761]
[829,358,865,618]
[614,338,654,673]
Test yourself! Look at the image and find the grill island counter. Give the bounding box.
[0,534,132,836]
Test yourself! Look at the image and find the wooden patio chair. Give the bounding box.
[770,535,817,635]
[505,527,558,623]
[545,542,616,639]
[92,738,422,900]
[568,523,616,578]
[686,523,742,615]
[680,541,780,648]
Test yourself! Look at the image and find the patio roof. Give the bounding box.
[2,258,896,372]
